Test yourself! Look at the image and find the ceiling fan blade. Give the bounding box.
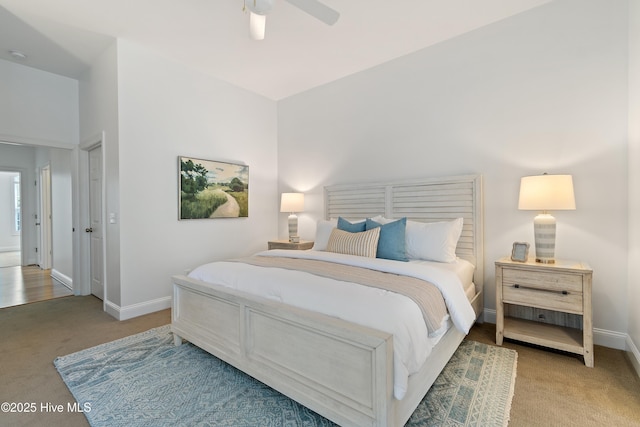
[284,0,340,25]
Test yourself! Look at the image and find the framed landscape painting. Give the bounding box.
[179,156,249,219]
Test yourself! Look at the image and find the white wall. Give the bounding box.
[0,59,79,146]
[627,0,640,373]
[31,147,74,282]
[114,40,278,316]
[32,147,74,283]
[0,171,20,251]
[278,0,629,347]
[79,42,121,305]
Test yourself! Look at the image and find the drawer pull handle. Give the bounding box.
[512,284,571,296]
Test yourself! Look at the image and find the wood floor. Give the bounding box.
[0,264,73,308]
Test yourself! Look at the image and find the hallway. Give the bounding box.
[0,260,73,309]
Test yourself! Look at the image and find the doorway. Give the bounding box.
[0,143,75,308]
[0,171,21,268]
[0,139,106,307]
[0,166,72,308]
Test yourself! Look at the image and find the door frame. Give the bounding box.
[38,164,52,269]
[74,132,106,304]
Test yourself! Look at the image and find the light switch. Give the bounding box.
[109,212,117,224]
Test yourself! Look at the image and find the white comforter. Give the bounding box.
[188,249,476,400]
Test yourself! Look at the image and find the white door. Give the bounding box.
[39,165,52,270]
[88,146,104,300]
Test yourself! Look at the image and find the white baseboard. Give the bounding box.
[482,308,628,350]
[0,246,20,252]
[51,268,73,291]
[483,308,497,324]
[593,328,628,350]
[626,335,640,378]
[104,300,120,319]
[104,296,172,321]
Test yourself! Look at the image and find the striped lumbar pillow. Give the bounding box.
[326,227,380,258]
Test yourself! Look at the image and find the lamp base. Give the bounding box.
[288,213,298,243]
[533,213,556,264]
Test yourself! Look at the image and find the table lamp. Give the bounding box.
[518,174,576,263]
[280,193,304,243]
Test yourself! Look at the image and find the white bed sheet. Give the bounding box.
[187,250,475,400]
[408,257,476,300]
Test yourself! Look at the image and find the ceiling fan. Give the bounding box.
[244,0,340,40]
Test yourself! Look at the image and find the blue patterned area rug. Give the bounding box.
[54,325,517,427]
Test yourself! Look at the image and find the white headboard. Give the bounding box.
[324,174,484,289]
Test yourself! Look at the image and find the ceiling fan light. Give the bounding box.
[249,12,266,40]
[245,0,274,15]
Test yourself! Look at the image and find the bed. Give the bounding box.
[171,174,484,427]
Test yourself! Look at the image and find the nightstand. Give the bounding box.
[268,239,314,250]
[495,257,593,367]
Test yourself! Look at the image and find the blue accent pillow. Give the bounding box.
[337,217,366,233]
[365,217,408,262]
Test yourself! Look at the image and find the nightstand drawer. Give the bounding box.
[502,283,583,314]
[503,268,583,293]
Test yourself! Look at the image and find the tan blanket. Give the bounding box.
[233,255,448,335]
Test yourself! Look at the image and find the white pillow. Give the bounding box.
[326,227,381,258]
[369,215,392,224]
[312,219,337,251]
[405,218,464,263]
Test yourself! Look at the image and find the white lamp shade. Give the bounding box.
[280,193,304,213]
[518,174,576,211]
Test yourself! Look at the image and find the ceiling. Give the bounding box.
[0,0,551,100]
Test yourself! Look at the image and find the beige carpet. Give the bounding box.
[1,296,639,426]
[0,296,170,427]
[467,323,640,427]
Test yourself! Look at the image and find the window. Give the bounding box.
[12,174,20,234]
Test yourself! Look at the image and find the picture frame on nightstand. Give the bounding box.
[510,242,529,262]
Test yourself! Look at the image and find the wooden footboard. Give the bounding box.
[171,275,395,427]
[172,275,482,427]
